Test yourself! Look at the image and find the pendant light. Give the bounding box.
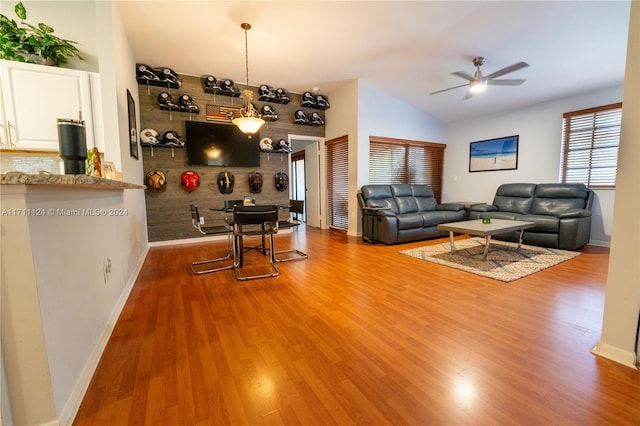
[231,23,265,137]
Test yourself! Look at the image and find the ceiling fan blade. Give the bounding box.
[486,79,526,86]
[451,71,475,81]
[429,83,470,95]
[485,61,529,79]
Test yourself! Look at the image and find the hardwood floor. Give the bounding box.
[73,228,640,425]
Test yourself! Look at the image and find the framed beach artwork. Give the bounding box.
[469,135,519,172]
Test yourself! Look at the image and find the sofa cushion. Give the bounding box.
[390,184,420,214]
[361,185,399,213]
[531,183,588,216]
[479,211,522,221]
[390,183,413,197]
[412,185,438,211]
[534,183,588,199]
[519,214,560,233]
[492,183,536,214]
[396,196,419,214]
[531,198,586,216]
[397,213,423,230]
[422,210,466,227]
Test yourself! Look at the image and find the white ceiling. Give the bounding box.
[116,1,631,124]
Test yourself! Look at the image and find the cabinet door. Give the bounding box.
[0,60,94,151]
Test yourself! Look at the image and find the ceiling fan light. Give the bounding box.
[470,80,487,93]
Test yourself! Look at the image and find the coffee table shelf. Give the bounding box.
[438,219,536,260]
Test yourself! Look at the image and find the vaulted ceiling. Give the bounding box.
[117,1,631,124]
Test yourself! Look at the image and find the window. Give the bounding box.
[369,136,445,202]
[326,135,349,230]
[560,102,622,189]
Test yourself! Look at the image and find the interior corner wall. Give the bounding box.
[325,79,448,237]
[594,0,640,369]
[443,84,623,247]
[325,80,359,233]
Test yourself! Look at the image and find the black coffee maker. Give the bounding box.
[57,117,87,174]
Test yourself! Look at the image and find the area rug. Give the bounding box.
[399,237,581,282]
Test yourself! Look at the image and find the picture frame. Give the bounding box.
[101,161,116,179]
[469,135,519,172]
[127,89,139,160]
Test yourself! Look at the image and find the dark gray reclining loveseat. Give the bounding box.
[358,184,467,244]
[469,183,593,250]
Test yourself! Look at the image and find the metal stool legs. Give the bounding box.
[275,199,308,262]
[232,205,280,280]
[189,203,233,274]
[189,232,233,274]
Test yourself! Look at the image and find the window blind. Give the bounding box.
[560,103,622,189]
[369,136,445,202]
[326,135,349,230]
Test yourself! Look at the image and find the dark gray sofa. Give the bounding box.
[357,184,466,244]
[469,183,593,250]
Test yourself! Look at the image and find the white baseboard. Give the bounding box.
[149,229,293,248]
[591,341,638,369]
[57,244,150,426]
[588,239,611,247]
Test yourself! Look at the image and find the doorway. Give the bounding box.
[291,151,306,223]
[289,135,323,228]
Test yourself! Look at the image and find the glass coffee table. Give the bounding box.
[437,219,536,260]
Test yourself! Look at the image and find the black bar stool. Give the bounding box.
[232,205,280,280]
[188,204,233,274]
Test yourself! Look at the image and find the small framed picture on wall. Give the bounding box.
[127,89,139,160]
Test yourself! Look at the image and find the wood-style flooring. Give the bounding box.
[74,227,640,425]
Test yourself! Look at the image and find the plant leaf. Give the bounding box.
[15,2,27,21]
[38,22,54,33]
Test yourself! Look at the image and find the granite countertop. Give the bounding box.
[0,171,145,190]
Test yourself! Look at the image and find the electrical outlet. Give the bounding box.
[199,216,205,225]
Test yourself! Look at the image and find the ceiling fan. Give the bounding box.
[429,56,529,98]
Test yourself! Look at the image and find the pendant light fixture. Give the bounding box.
[231,23,265,137]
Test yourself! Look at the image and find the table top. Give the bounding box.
[449,201,486,208]
[438,219,536,237]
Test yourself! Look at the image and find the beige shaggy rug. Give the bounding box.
[399,237,581,282]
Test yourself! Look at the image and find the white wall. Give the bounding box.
[325,79,358,233]
[325,79,447,236]
[357,79,448,179]
[443,84,624,246]
[594,0,640,369]
[1,2,150,425]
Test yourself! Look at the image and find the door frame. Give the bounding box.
[288,134,325,229]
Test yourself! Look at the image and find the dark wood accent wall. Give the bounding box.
[138,74,325,242]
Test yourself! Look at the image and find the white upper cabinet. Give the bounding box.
[0,60,95,151]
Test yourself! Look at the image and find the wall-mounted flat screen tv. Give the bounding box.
[185,121,260,167]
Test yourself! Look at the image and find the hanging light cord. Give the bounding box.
[243,24,250,88]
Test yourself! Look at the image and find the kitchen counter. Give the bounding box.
[0,171,144,190]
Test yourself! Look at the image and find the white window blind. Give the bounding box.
[369,136,445,202]
[326,135,349,230]
[560,103,622,189]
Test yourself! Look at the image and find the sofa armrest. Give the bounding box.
[557,209,591,219]
[471,204,498,212]
[436,203,465,212]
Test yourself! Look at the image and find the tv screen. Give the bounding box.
[185,121,260,167]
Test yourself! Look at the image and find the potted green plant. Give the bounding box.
[0,2,82,66]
